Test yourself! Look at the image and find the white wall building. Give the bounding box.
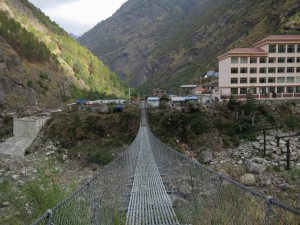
[218,35,300,100]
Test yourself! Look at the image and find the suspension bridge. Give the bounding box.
[33,104,300,225]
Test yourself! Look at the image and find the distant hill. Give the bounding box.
[78,0,300,92]
[0,0,126,110]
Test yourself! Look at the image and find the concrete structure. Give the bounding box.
[0,116,50,156]
[218,35,300,100]
[13,116,50,138]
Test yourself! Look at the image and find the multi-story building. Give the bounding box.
[218,35,300,100]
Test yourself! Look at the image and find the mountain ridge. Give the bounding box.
[79,0,300,92]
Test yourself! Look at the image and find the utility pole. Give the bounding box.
[129,86,131,104]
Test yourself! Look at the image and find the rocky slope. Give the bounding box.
[79,0,300,91]
[0,0,126,110]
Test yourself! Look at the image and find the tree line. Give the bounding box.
[0,10,52,62]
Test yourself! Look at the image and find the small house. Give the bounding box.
[147,97,160,107]
[152,88,167,97]
[180,85,197,96]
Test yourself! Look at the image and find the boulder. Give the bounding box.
[252,142,260,150]
[244,160,266,175]
[198,150,213,164]
[240,174,256,185]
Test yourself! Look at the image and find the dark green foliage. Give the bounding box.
[87,147,113,165]
[147,107,213,150]
[0,10,52,61]
[284,116,300,129]
[45,107,140,165]
[0,114,13,139]
[27,80,33,88]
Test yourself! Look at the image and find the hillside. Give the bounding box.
[78,0,300,92]
[0,0,126,110]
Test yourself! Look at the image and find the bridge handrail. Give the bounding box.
[147,126,300,216]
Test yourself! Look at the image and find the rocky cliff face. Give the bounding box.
[0,36,72,109]
[79,0,300,91]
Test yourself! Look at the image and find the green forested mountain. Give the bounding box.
[78,0,300,92]
[0,0,126,109]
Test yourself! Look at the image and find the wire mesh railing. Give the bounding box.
[32,106,300,225]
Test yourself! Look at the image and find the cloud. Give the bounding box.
[28,0,126,35]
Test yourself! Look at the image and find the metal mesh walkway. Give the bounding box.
[126,126,179,225]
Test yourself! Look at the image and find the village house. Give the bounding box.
[152,88,167,97]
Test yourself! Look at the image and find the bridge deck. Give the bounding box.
[126,126,179,225]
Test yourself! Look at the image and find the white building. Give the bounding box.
[147,97,160,107]
[218,35,300,100]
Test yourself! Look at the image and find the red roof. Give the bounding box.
[254,35,300,47]
[228,48,266,53]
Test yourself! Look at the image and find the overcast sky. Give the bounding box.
[28,0,126,36]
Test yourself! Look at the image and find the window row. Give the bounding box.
[231,86,300,95]
[231,67,300,74]
[269,44,300,53]
[230,76,300,84]
[231,57,300,64]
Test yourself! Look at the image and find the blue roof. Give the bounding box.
[147,97,160,101]
[184,96,198,101]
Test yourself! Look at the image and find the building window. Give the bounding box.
[297,67,300,73]
[287,87,294,93]
[278,57,285,63]
[240,88,247,94]
[269,45,276,53]
[297,57,300,63]
[249,87,256,94]
[278,45,285,53]
[240,77,247,83]
[231,88,238,94]
[240,57,248,63]
[287,77,294,83]
[260,57,266,63]
[277,67,285,73]
[259,77,266,83]
[240,67,248,73]
[231,68,238,74]
[277,77,285,83]
[231,78,238,83]
[296,76,300,82]
[268,57,276,63]
[250,58,257,64]
[287,57,295,63]
[277,87,284,93]
[296,86,300,93]
[250,78,257,83]
[297,45,300,53]
[278,45,286,53]
[268,67,276,73]
[268,77,276,83]
[287,67,295,73]
[259,67,266,73]
[231,57,238,64]
[269,87,275,93]
[259,87,267,94]
[287,44,295,53]
[250,68,257,74]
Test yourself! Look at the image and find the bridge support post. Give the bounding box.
[45,209,53,225]
[264,196,274,225]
